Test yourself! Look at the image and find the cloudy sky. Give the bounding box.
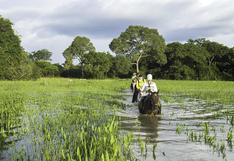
[0,0,233,64]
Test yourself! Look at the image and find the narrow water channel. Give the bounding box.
[117,89,234,161]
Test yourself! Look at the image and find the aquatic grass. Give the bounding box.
[156,80,234,105]
[0,78,135,160]
[177,120,234,159]
[176,124,185,134]
[227,115,234,127]
[26,111,134,161]
[0,93,26,150]
[227,128,233,147]
[1,78,234,160]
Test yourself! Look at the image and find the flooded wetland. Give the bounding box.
[0,79,234,161]
[119,90,234,161]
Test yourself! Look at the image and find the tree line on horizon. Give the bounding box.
[0,15,233,80]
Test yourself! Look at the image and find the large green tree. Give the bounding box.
[109,55,131,77]
[194,39,233,80]
[185,38,234,80]
[164,41,210,80]
[109,25,166,73]
[63,36,95,77]
[83,52,112,78]
[163,42,194,79]
[0,16,34,80]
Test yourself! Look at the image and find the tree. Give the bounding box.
[197,39,233,80]
[29,49,52,61]
[63,36,95,77]
[109,25,166,73]
[109,55,131,77]
[35,61,59,77]
[83,52,112,78]
[163,41,210,80]
[0,15,35,80]
[183,41,210,79]
[186,38,234,80]
[163,42,195,79]
[28,49,61,77]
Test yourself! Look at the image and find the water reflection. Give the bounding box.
[137,115,160,142]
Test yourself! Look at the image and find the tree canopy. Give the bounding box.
[63,36,96,68]
[109,25,166,73]
[63,36,96,77]
[29,49,52,61]
[162,39,234,80]
[0,16,36,80]
[1,15,233,80]
[109,56,131,78]
[83,52,112,78]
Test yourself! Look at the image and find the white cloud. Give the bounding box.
[0,0,233,64]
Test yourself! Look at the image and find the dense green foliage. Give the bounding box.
[0,15,233,80]
[34,61,60,77]
[63,36,96,78]
[29,49,61,77]
[62,53,132,79]
[83,52,112,78]
[62,26,233,80]
[0,16,36,80]
[160,39,234,80]
[29,49,52,61]
[109,25,166,73]
[109,56,131,78]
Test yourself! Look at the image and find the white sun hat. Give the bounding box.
[147,74,152,80]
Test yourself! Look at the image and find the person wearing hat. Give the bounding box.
[140,74,158,97]
[136,74,146,101]
[132,74,146,102]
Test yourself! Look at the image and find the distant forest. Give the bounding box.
[1,15,233,80]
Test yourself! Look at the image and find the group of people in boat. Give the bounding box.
[131,73,158,103]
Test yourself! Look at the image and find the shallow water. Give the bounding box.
[117,90,234,161]
[1,89,234,161]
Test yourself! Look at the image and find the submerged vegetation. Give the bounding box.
[0,78,234,160]
[176,120,233,159]
[0,78,135,160]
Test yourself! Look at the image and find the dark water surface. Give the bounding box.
[116,90,234,161]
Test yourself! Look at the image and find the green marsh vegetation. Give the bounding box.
[0,78,135,160]
[0,78,234,160]
[157,80,234,104]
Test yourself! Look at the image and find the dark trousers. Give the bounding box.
[132,88,140,103]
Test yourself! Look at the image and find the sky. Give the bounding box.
[0,0,233,64]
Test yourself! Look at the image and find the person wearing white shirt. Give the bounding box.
[140,74,158,97]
